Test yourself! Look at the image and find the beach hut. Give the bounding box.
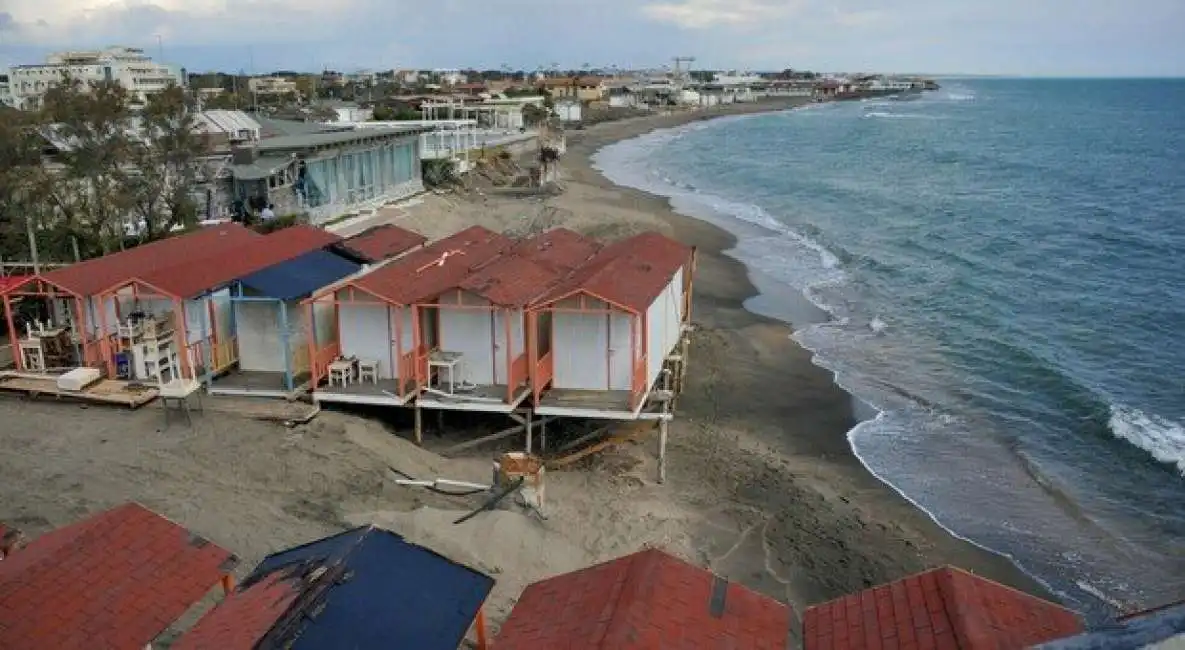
[209,248,364,397]
[528,231,695,420]
[0,502,237,650]
[802,566,1084,650]
[495,548,790,649]
[172,526,494,650]
[303,225,511,408]
[94,225,343,389]
[0,224,258,373]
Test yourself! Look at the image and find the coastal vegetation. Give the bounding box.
[0,79,205,264]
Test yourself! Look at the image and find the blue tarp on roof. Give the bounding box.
[236,249,360,300]
[250,526,494,650]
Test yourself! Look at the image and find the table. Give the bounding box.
[428,350,464,394]
[158,379,203,428]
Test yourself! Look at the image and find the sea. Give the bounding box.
[593,79,1185,621]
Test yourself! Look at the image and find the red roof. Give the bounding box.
[802,566,1084,650]
[0,275,30,294]
[458,254,563,307]
[341,224,428,262]
[511,227,602,274]
[32,223,259,297]
[353,225,514,304]
[171,572,302,650]
[495,548,791,649]
[534,231,692,312]
[137,225,342,298]
[0,502,237,650]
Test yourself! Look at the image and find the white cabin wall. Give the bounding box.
[397,308,415,354]
[337,289,394,379]
[313,301,336,346]
[437,291,495,385]
[210,289,232,341]
[183,299,210,344]
[552,308,608,390]
[607,312,633,391]
[235,301,285,372]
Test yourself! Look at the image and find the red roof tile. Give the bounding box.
[496,548,791,649]
[534,231,692,312]
[0,502,237,650]
[459,254,563,307]
[802,566,1084,650]
[34,223,259,297]
[137,225,342,298]
[354,225,514,304]
[171,572,302,650]
[341,224,428,262]
[511,227,602,274]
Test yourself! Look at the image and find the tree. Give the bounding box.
[39,76,136,253]
[0,108,51,262]
[125,85,205,241]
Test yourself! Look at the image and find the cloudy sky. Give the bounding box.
[0,0,1182,76]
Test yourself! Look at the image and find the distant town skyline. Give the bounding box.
[1,0,1183,77]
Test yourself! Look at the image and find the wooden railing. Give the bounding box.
[185,340,208,378]
[291,341,311,376]
[507,352,529,402]
[311,342,341,387]
[533,350,554,404]
[211,337,238,374]
[398,345,428,397]
[629,355,648,411]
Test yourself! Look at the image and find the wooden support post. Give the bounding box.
[658,418,668,484]
[220,574,235,596]
[474,608,489,650]
[3,293,21,371]
[437,409,444,432]
[525,414,533,454]
[540,417,547,452]
[414,405,423,445]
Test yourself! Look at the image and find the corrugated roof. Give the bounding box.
[174,526,493,650]
[237,249,361,300]
[802,566,1084,650]
[495,548,790,649]
[257,125,431,152]
[341,224,427,262]
[39,223,260,296]
[533,231,692,312]
[140,225,342,298]
[196,110,261,136]
[0,502,237,650]
[458,254,563,307]
[354,225,514,304]
[230,155,293,181]
[510,227,602,274]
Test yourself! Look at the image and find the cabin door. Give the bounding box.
[607,313,633,391]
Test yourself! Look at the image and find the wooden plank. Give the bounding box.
[0,374,158,408]
[545,422,654,470]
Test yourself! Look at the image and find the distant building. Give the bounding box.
[539,76,606,102]
[247,76,298,96]
[0,70,11,107]
[6,46,184,110]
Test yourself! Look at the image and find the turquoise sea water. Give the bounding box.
[594,79,1185,620]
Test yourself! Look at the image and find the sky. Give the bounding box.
[0,0,1182,76]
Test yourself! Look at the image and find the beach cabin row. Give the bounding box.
[303,225,696,421]
[0,222,426,399]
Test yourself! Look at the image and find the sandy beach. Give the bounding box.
[0,99,1049,645]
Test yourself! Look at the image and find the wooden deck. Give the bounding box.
[312,379,413,407]
[416,383,529,413]
[535,388,673,421]
[0,372,158,408]
[208,370,308,399]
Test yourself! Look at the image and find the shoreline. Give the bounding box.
[560,99,1053,604]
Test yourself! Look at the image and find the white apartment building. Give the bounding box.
[247,76,298,95]
[0,70,12,107]
[6,46,184,110]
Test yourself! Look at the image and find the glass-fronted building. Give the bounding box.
[230,125,432,224]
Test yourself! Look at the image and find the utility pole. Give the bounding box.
[24,214,40,275]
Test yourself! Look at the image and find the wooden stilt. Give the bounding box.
[540,417,547,452]
[658,418,669,484]
[414,406,423,445]
[525,415,533,454]
[436,409,444,432]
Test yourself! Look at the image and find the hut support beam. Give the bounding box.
[414,405,423,445]
[658,418,668,484]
